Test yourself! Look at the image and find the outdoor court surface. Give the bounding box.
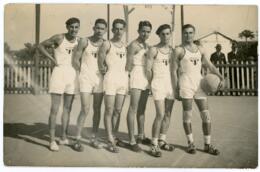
[3,94,258,168]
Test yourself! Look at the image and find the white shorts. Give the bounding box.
[130,66,149,90]
[103,71,128,95]
[79,71,103,93]
[179,73,207,99]
[151,77,174,100]
[49,66,78,95]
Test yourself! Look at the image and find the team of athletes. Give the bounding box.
[38,17,224,157]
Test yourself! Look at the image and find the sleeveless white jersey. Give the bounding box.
[152,48,172,78]
[133,45,147,66]
[179,47,202,80]
[105,41,127,73]
[130,44,149,90]
[54,35,78,66]
[81,38,100,75]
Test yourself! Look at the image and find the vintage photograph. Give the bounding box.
[3,3,258,168]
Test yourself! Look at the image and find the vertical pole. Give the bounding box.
[180,5,184,44]
[33,4,40,94]
[171,5,175,47]
[107,4,110,40]
[123,5,129,43]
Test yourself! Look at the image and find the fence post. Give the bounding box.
[33,50,40,94]
[33,4,41,95]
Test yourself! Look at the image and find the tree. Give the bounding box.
[238,30,255,43]
[238,30,255,56]
[14,42,36,60]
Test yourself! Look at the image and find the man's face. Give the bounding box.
[93,23,107,39]
[112,23,125,39]
[232,44,238,51]
[138,26,151,41]
[216,46,221,52]
[159,28,171,44]
[183,27,195,43]
[66,22,80,37]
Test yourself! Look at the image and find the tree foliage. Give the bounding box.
[238,30,255,42]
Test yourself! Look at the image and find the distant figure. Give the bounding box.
[227,42,244,95]
[210,44,227,83]
[210,44,227,65]
[227,42,244,63]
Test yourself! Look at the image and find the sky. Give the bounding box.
[4,3,258,50]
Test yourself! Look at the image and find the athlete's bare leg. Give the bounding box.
[127,88,142,144]
[75,92,92,140]
[92,93,104,137]
[159,99,174,137]
[104,95,116,143]
[61,93,74,141]
[194,98,219,155]
[112,94,126,135]
[151,100,165,144]
[49,93,62,143]
[136,89,149,140]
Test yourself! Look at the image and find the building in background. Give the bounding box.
[196,31,234,62]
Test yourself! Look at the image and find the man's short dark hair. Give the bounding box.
[215,44,222,48]
[112,18,126,28]
[95,18,107,27]
[138,20,152,30]
[156,24,171,35]
[66,17,80,26]
[182,24,196,32]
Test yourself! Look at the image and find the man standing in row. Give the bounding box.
[173,24,223,155]
[146,24,176,157]
[98,19,128,153]
[72,18,108,151]
[39,17,80,151]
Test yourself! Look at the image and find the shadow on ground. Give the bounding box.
[4,122,131,150]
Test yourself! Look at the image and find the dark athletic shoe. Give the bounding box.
[72,140,84,152]
[186,142,196,154]
[90,139,102,149]
[136,137,151,145]
[107,141,119,153]
[115,138,126,147]
[129,143,142,152]
[150,144,162,158]
[204,144,220,155]
[158,140,175,152]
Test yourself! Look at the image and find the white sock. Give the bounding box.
[204,135,211,145]
[159,134,166,141]
[152,138,158,145]
[186,134,194,143]
[76,135,81,140]
[138,133,144,139]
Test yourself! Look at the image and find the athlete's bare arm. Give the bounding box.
[98,40,110,75]
[172,46,184,99]
[73,38,87,71]
[145,46,157,83]
[199,46,224,81]
[125,41,140,72]
[38,34,63,65]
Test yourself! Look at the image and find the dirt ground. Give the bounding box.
[3,94,258,168]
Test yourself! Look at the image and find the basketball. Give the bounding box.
[201,74,221,94]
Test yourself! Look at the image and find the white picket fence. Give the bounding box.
[4,60,53,94]
[202,60,257,96]
[4,59,258,96]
